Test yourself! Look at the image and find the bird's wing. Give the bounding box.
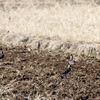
[61,68,71,75]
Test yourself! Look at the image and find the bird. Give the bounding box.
[68,54,75,65]
[37,42,40,50]
[0,50,4,59]
[61,65,72,75]
[61,54,75,75]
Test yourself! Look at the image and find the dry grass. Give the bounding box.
[0,2,100,100]
[0,1,100,59]
[0,47,100,100]
[1,2,100,42]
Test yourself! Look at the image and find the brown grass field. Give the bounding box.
[0,46,100,100]
[0,0,100,100]
[1,0,100,43]
[1,0,100,59]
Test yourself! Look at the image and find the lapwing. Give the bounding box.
[61,54,75,75]
[0,50,4,59]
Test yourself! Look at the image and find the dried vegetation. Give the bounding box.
[1,0,100,59]
[0,46,100,100]
[0,1,100,99]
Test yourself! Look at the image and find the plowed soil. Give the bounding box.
[0,46,100,100]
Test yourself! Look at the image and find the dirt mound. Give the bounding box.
[0,46,100,100]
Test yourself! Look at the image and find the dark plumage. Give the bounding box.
[61,65,72,75]
[0,50,4,59]
[61,67,71,75]
[37,42,40,50]
[61,54,75,75]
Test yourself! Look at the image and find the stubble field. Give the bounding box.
[0,46,100,100]
[0,1,100,100]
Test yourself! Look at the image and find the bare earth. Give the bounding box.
[0,46,100,100]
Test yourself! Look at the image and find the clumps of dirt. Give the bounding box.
[0,46,100,100]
